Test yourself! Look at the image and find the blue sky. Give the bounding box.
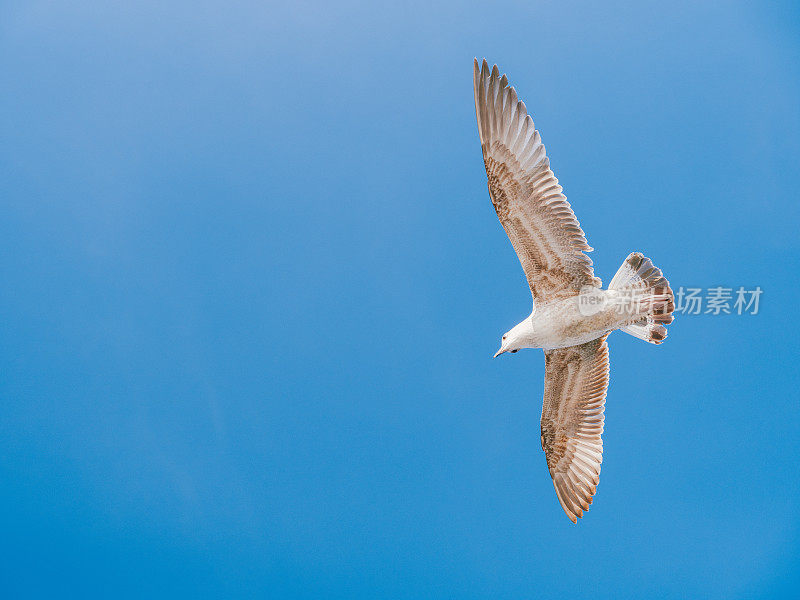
[1,1,799,597]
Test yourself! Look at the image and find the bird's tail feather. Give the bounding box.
[609,252,674,344]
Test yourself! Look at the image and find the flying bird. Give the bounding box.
[473,58,674,522]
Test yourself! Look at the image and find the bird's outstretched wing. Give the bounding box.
[473,58,599,302]
[540,335,609,522]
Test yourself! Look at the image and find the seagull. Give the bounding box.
[473,58,675,522]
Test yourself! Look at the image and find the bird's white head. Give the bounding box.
[493,319,530,357]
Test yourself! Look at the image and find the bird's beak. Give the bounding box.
[493,347,506,358]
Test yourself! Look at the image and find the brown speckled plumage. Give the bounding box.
[475,60,601,302]
[540,336,609,523]
[474,59,674,523]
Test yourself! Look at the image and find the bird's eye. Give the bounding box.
[502,335,507,341]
